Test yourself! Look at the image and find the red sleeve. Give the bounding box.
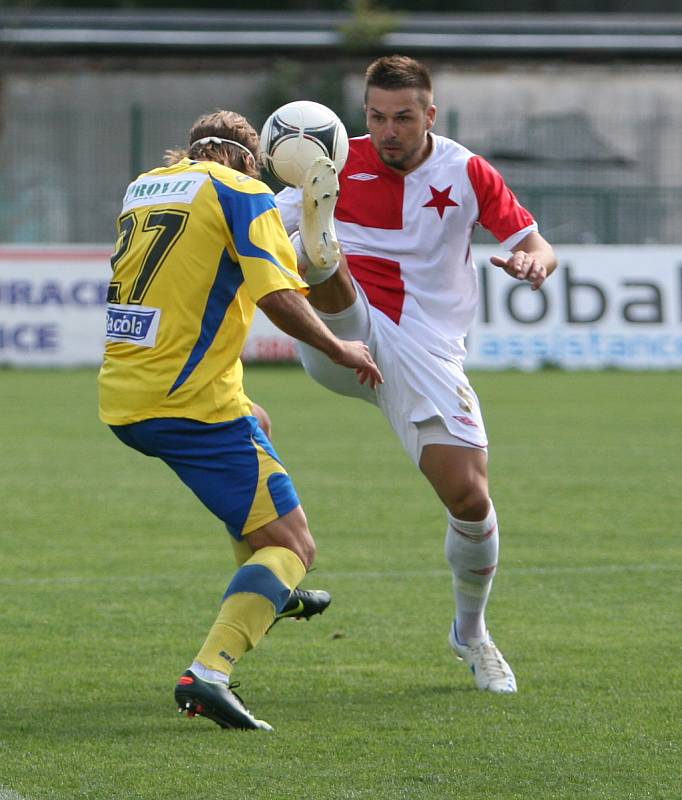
[467,155,534,243]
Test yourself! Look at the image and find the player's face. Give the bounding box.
[365,87,436,173]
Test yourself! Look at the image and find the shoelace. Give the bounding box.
[226,681,252,712]
[472,641,509,680]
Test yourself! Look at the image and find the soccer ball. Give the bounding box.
[260,100,349,188]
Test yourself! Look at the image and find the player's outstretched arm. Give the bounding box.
[490,231,557,291]
[257,289,383,388]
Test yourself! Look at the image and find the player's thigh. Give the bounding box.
[298,341,376,401]
[371,327,488,465]
[111,415,301,541]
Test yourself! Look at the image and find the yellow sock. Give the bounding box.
[194,546,305,677]
[231,537,252,567]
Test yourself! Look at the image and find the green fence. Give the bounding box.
[1,106,680,245]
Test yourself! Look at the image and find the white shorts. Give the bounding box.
[298,283,488,465]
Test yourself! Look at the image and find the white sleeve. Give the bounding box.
[274,186,304,235]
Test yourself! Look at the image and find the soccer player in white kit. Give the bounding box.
[276,55,557,693]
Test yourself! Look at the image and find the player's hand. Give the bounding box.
[331,340,383,389]
[491,251,548,291]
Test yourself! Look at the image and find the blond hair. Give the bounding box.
[165,110,262,178]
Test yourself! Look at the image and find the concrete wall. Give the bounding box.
[1,58,681,243]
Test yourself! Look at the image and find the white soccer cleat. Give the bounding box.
[300,155,341,271]
[449,625,518,694]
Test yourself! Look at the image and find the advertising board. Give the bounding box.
[1,245,680,369]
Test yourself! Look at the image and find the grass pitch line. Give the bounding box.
[0,562,679,587]
[0,788,28,800]
[325,562,681,578]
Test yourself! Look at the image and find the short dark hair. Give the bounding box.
[364,55,433,107]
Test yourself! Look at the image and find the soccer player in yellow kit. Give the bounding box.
[98,110,382,730]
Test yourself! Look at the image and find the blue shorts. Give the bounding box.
[110,416,300,541]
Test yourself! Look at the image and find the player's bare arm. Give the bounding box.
[251,402,272,438]
[490,231,557,291]
[257,288,383,388]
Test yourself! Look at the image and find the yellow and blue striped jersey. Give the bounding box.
[98,158,306,425]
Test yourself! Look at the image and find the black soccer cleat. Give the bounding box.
[175,670,273,731]
[273,588,332,624]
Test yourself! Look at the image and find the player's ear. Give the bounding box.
[244,151,260,178]
[425,104,437,131]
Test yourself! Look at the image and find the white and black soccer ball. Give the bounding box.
[260,100,349,188]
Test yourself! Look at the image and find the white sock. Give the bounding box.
[444,500,499,643]
[290,230,339,285]
[190,660,230,685]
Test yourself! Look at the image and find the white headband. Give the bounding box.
[189,136,253,158]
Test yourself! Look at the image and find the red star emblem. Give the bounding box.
[423,185,458,219]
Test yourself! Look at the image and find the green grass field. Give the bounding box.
[1,367,679,800]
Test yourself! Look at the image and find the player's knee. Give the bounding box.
[248,506,317,570]
[286,508,317,569]
[448,486,490,522]
[296,531,317,571]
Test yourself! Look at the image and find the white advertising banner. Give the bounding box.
[0,246,110,367]
[0,245,298,367]
[0,244,680,369]
[468,245,682,370]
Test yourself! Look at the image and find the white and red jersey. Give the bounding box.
[277,133,537,363]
